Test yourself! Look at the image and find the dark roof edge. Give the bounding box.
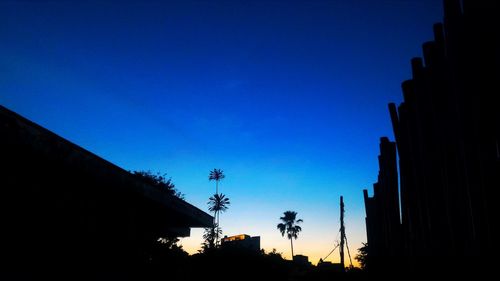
[0,105,213,227]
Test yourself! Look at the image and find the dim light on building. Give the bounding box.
[222,234,249,242]
[221,234,260,252]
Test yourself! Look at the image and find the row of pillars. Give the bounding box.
[363,0,498,274]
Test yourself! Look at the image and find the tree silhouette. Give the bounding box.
[157,236,183,250]
[208,193,230,245]
[200,224,222,252]
[277,211,303,258]
[267,248,284,259]
[208,168,225,195]
[133,170,184,199]
[355,242,369,270]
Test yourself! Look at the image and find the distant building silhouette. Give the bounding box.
[363,0,498,274]
[0,105,212,274]
[316,260,343,272]
[293,254,311,266]
[221,234,260,252]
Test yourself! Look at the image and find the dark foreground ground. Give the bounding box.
[1,247,368,281]
[2,246,488,280]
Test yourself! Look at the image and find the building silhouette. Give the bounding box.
[0,105,212,275]
[221,234,260,252]
[363,0,498,273]
[293,255,311,266]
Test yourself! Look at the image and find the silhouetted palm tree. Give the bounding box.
[200,224,222,252]
[208,193,230,214]
[277,211,303,258]
[208,193,230,245]
[208,168,225,195]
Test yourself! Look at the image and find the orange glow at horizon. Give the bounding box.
[181,226,362,268]
[179,186,366,269]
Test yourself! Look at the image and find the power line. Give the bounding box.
[323,242,339,261]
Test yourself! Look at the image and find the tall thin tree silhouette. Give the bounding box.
[208,168,226,246]
[200,223,222,252]
[208,168,225,195]
[208,193,230,245]
[277,211,303,258]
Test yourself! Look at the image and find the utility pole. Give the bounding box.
[340,196,345,270]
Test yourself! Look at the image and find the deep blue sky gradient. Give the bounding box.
[1,0,443,264]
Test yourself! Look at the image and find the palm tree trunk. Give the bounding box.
[214,180,219,246]
[212,208,217,247]
[216,210,220,246]
[290,238,294,259]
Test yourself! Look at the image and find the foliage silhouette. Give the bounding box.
[200,223,222,253]
[207,169,228,247]
[277,210,303,258]
[188,246,320,281]
[208,193,231,213]
[133,170,184,199]
[208,168,225,195]
[208,193,230,245]
[266,248,284,260]
[355,242,369,270]
[157,236,184,251]
[146,236,190,280]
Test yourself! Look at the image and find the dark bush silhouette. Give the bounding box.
[133,170,184,198]
[355,242,369,270]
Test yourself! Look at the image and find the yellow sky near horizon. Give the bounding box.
[180,226,362,268]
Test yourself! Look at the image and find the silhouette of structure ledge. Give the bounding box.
[0,105,212,273]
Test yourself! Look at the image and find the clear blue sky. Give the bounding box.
[1,0,443,265]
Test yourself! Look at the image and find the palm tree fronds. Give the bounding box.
[277,210,303,258]
[208,193,230,213]
[208,168,225,181]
